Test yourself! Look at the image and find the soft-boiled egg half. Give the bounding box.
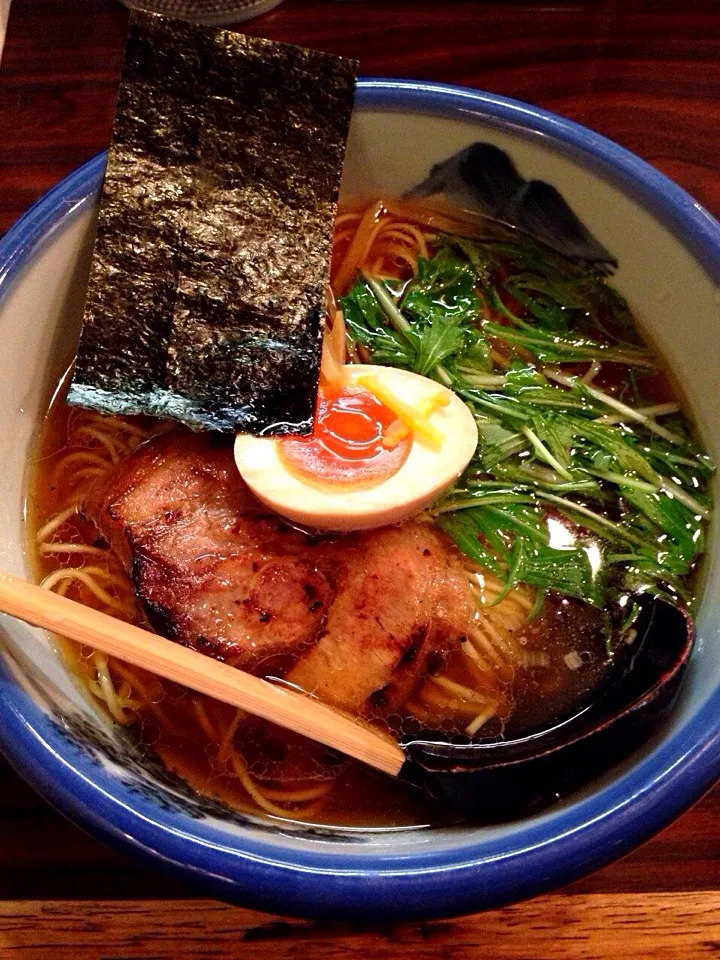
[234,364,478,531]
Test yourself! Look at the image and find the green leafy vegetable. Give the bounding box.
[342,280,414,367]
[341,223,713,616]
[411,315,471,376]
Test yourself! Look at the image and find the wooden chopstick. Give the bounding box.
[0,572,405,778]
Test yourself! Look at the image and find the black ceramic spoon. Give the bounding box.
[402,595,694,818]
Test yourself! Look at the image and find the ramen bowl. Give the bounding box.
[0,80,719,921]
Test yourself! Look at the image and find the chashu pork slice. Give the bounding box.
[82,431,333,670]
[287,525,475,716]
[82,431,474,714]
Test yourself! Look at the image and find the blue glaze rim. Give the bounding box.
[0,79,719,921]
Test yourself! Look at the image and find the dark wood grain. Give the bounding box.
[1,894,720,959]
[0,0,718,952]
[3,0,720,235]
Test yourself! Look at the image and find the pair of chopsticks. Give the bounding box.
[0,572,405,778]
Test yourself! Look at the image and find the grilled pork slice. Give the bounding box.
[83,431,474,714]
[287,526,474,715]
[83,431,332,670]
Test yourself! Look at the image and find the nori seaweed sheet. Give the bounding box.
[68,12,357,435]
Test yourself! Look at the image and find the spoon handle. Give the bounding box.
[0,572,405,778]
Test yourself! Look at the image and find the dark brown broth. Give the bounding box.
[26,388,439,827]
[28,393,618,826]
[27,384,616,826]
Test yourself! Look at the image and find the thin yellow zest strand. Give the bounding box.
[355,374,444,448]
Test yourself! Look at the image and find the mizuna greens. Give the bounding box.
[341,229,713,623]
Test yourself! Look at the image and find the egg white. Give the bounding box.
[234,365,478,531]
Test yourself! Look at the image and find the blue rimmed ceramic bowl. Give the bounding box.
[0,80,719,921]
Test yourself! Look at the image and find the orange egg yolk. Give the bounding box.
[279,384,413,487]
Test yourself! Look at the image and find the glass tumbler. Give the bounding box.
[118,0,285,25]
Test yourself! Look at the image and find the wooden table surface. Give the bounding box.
[1,0,719,956]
